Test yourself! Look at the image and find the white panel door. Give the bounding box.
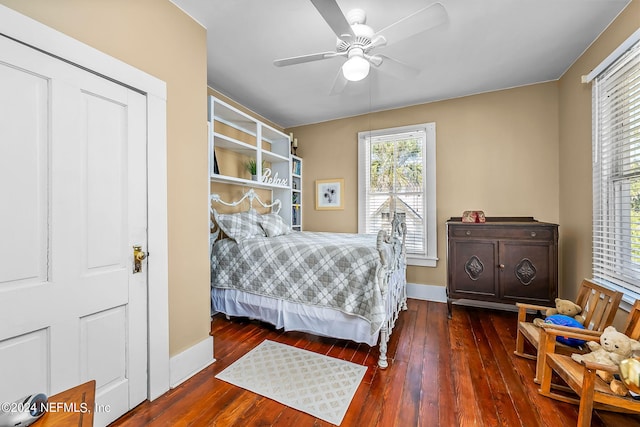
[0,34,147,426]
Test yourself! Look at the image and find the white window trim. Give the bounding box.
[582,27,640,83]
[590,29,640,307]
[358,123,438,267]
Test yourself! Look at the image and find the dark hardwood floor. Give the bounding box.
[112,300,640,426]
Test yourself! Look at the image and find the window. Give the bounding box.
[358,123,437,267]
[592,37,640,299]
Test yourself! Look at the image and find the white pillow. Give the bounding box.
[260,213,291,237]
[212,209,265,242]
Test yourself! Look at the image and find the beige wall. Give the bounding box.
[558,0,639,302]
[6,0,637,360]
[288,83,561,288]
[290,0,639,299]
[0,0,211,356]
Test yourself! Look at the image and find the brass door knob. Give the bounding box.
[133,245,147,273]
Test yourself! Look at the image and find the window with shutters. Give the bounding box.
[592,37,640,300]
[358,123,437,267]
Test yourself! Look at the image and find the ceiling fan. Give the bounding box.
[273,0,448,94]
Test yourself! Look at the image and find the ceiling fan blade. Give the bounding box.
[274,51,341,67]
[310,0,355,40]
[376,2,447,47]
[330,68,348,95]
[372,55,420,79]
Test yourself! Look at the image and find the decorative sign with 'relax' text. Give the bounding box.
[261,168,288,186]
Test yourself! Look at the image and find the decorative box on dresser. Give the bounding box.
[446,217,558,318]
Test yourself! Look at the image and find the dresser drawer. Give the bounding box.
[449,225,554,241]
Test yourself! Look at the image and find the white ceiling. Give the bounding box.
[171,0,630,128]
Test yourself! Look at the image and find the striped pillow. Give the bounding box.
[260,213,291,237]
[213,209,265,242]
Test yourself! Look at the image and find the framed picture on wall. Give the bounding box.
[315,178,344,210]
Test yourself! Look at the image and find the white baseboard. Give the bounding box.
[406,282,519,313]
[169,336,215,388]
[406,282,447,302]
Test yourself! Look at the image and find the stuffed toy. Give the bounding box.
[535,314,586,347]
[533,298,584,327]
[571,326,640,396]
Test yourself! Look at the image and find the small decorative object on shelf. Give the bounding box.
[292,138,298,156]
[245,159,262,181]
[261,168,288,186]
[213,150,220,175]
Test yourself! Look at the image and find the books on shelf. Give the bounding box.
[292,206,300,226]
[292,158,301,175]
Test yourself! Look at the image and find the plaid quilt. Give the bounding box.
[211,232,388,333]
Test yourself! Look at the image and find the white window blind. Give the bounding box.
[358,123,437,267]
[593,38,640,297]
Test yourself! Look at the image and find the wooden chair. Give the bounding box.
[514,279,623,382]
[538,300,640,427]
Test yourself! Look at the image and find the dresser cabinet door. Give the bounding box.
[499,240,555,304]
[448,239,497,298]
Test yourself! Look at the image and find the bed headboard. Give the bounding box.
[210,189,282,243]
[210,188,281,214]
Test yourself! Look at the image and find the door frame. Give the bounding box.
[0,5,170,400]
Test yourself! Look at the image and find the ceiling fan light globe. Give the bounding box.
[342,55,370,81]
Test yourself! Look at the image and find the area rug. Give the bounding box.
[215,340,366,425]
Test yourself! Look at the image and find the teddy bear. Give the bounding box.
[571,325,640,396]
[532,298,584,327]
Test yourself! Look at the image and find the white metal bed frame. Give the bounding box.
[209,189,280,240]
[210,189,408,368]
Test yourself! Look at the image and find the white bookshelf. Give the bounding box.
[291,155,302,231]
[208,96,294,226]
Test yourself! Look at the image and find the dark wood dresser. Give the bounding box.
[446,217,558,318]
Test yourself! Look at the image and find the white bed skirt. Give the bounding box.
[211,288,381,346]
